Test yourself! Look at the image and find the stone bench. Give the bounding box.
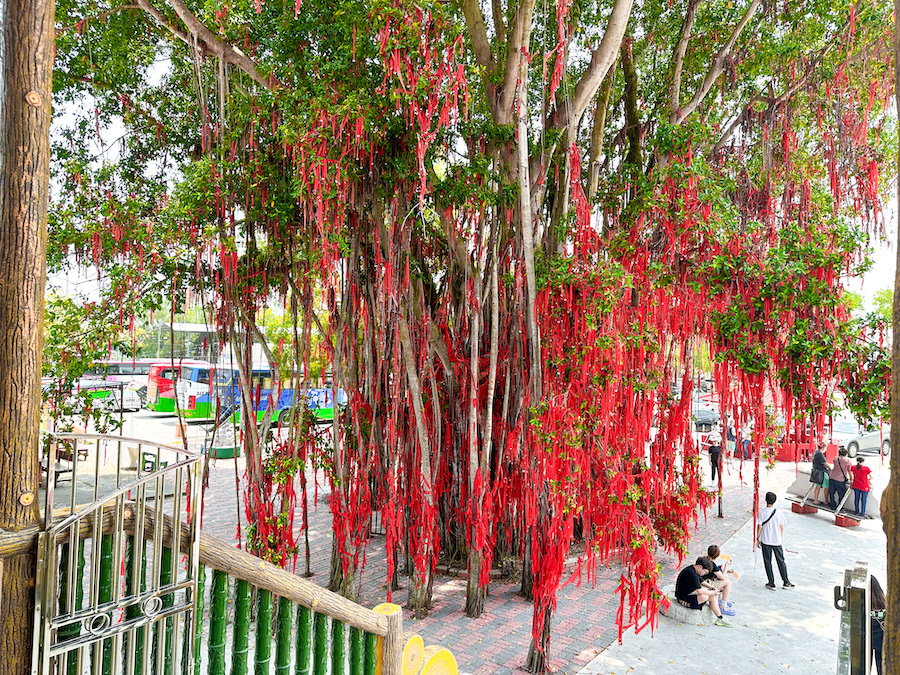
[657,585,718,625]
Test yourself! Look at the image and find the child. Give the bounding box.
[851,456,872,517]
[702,545,735,615]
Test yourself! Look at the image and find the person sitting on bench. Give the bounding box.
[674,556,732,627]
[704,545,735,615]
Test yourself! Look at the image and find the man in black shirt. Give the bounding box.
[674,556,733,627]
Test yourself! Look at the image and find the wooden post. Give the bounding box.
[0,0,54,670]
[373,603,403,675]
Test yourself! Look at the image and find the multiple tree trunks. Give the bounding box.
[20,0,896,673]
[0,0,54,669]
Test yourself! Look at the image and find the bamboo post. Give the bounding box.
[232,579,251,675]
[295,604,312,674]
[124,536,144,675]
[373,603,403,675]
[332,619,346,675]
[192,563,206,675]
[160,546,175,675]
[274,596,292,675]
[208,569,228,675]
[59,541,85,675]
[364,631,377,674]
[349,627,364,675]
[313,612,328,673]
[254,589,273,675]
[97,533,115,674]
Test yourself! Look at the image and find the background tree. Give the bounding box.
[0,0,55,668]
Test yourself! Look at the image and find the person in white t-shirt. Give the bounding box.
[756,491,795,591]
[705,426,723,483]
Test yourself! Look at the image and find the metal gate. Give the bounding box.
[33,433,202,675]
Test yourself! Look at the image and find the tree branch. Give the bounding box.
[135,0,273,90]
[587,66,615,202]
[57,5,141,32]
[458,0,494,72]
[496,0,539,124]
[492,0,506,43]
[669,0,703,119]
[670,0,762,125]
[547,0,634,134]
[710,23,848,156]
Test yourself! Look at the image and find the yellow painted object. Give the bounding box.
[401,633,424,675]
[373,603,403,675]
[419,646,458,675]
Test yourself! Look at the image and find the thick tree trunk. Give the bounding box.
[465,548,487,616]
[407,563,433,619]
[885,11,900,671]
[327,536,358,601]
[520,536,534,600]
[0,0,54,668]
[524,604,552,673]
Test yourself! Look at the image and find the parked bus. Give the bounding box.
[174,362,346,424]
[145,359,213,413]
[83,358,171,405]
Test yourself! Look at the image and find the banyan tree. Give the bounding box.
[46,0,894,670]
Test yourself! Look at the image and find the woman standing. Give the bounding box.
[810,442,831,506]
[829,448,853,510]
[851,457,872,517]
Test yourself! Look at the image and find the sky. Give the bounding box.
[846,205,898,312]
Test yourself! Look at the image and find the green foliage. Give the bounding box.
[872,288,892,324]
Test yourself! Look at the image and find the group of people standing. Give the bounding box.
[809,441,872,515]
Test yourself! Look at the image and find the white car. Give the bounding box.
[845,424,890,458]
[829,419,860,454]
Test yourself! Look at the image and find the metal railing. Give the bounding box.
[26,433,457,675]
[33,433,202,675]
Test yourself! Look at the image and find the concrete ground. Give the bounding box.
[578,460,889,675]
[111,411,889,674]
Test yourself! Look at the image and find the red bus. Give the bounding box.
[145,359,212,413]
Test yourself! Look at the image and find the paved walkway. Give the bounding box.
[579,462,889,675]
[193,428,848,675]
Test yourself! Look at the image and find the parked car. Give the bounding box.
[692,408,720,433]
[827,418,858,450]
[845,424,890,458]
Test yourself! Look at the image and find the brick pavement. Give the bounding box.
[198,451,770,675]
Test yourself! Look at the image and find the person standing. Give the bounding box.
[850,456,872,517]
[725,420,737,463]
[756,491,795,590]
[810,441,832,506]
[706,426,723,484]
[829,448,853,510]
